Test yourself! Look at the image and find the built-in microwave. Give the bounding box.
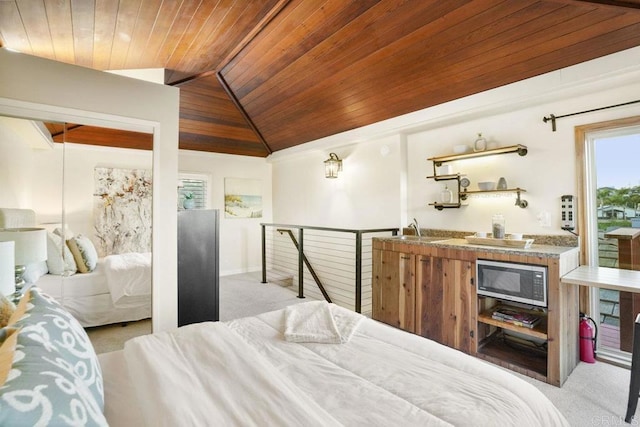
[476,259,548,307]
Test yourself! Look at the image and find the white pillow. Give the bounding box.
[22,261,48,284]
[66,235,98,273]
[46,232,77,276]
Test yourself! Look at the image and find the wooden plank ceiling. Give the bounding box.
[2,0,640,157]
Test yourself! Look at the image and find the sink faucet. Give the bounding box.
[409,218,421,237]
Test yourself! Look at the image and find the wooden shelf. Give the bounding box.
[463,187,526,195]
[428,144,527,165]
[477,307,548,340]
[476,332,548,380]
[426,145,528,209]
[426,173,464,181]
[428,202,464,210]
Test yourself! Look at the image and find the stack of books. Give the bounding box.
[492,306,542,329]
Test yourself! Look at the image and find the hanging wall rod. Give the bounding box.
[543,99,640,131]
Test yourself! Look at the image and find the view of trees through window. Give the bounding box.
[594,130,640,352]
[596,131,640,235]
[596,186,639,230]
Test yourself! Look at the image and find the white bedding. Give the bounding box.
[0,207,151,327]
[103,252,151,308]
[36,262,108,298]
[34,255,151,327]
[102,303,569,426]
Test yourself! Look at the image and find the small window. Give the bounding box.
[178,173,209,209]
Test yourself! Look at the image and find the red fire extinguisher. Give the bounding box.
[580,313,598,363]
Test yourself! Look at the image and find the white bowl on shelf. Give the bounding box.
[453,144,469,154]
[478,181,496,191]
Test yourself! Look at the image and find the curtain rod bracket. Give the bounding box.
[543,114,557,131]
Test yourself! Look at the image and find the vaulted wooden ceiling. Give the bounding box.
[2,0,640,157]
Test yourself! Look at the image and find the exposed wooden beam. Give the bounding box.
[578,0,640,10]
[551,0,640,11]
[218,0,292,69]
[216,72,273,155]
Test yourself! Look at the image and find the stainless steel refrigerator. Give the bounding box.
[177,209,219,326]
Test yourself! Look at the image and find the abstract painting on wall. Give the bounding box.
[94,167,152,256]
[224,178,262,218]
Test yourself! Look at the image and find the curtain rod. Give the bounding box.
[542,99,640,131]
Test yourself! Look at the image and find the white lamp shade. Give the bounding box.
[0,227,47,266]
[0,241,15,296]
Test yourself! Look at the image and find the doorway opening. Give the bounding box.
[577,116,640,365]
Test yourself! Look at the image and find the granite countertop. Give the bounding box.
[374,233,579,258]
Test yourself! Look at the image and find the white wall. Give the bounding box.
[0,137,272,277]
[270,46,640,237]
[271,135,405,229]
[30,143,153,238]
[0,49,179,332]
[0,124,39,208]
[179,150,272,275]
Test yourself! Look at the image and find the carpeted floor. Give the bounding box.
[85,318,152,354]
[86,271,634,426]
[516,360,631,426]
[86,271,310,354]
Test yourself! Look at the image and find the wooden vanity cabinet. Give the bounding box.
[415,253,476,354]
[372,238,580,387]
[372,241,476,354]
[372,248,416,333]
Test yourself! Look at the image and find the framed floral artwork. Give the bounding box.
[94,167,152,256]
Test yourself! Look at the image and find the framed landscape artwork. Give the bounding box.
[224,178,262,219]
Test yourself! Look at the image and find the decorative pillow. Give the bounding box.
[0,296,15,328]
[22,261,49,284]
[53,226,76,240]
[0,288,107,426]
[66,235,98,273]
[46,232,77,276]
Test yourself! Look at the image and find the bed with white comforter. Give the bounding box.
[99,302,568,426]
[35,252,151,327]
[0,207,151,327]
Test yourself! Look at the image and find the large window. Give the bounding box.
[178,173,210,209]
[577,117,640,365]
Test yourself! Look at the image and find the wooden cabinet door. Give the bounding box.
[416,255,476,353]
[446,258,475,354]
[416,254,443,343]
[372,249,415,333]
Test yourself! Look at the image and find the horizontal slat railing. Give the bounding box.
[261,224,399,314]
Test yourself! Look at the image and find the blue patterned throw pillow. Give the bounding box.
[0,287,107,426]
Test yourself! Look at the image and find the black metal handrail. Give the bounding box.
[261,223,399,312]
[277,229,332,302]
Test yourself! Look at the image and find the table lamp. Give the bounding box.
[0,241,15,297]
[0,227,47,301]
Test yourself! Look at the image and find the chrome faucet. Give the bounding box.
[409,218,421,237]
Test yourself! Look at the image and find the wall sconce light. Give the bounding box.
[324,153,343,179]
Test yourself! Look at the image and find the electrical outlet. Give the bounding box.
[537,211,551,228]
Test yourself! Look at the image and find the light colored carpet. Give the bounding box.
[219,270,312,320]
[86,271,311,354]
[85,319,152,354]
[516,361,631,426]
[86,271,634,426]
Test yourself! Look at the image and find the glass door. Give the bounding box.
[588,125,640,361]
